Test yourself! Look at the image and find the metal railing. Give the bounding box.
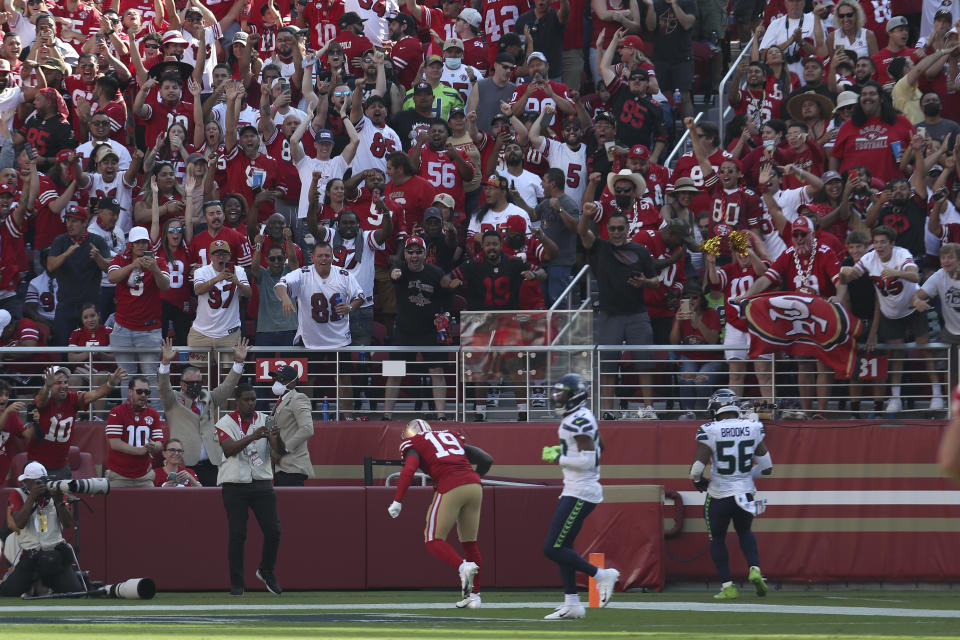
[1,341,951,423]
[665,110,704,170]
[717,35,756,146]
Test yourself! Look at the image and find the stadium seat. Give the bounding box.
[8,447,96,485]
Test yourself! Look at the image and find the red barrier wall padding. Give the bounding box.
[99,488,366,589]
[44,486,660,591]
[16,419,960,583]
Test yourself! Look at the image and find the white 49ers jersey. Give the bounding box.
[760,186,809,260]
[696,417,765,499]
[352,116,402,177]
[557,406,602,504]
[277,265,365,349]
[440,65,479,104]
[855,246,918,320]
[193,264,248,338]
[536,138,587,207]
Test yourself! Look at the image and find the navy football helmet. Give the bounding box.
[708,388,741,419]
[551,373,590,416]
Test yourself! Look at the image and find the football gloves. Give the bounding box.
[692,477,710,492]
[387,501,402,518]
[541,445,562,463]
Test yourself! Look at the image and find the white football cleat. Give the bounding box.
[458,561,479,599]
[544,604,586,620]
[595,567,620,607]
[456,593,482,609]
[930,396,945,411]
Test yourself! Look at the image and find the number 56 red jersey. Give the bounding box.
[399,430,481,494]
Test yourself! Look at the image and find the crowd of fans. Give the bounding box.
[0,0,956,433]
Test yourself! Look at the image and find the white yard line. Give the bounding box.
[0,601,958,618]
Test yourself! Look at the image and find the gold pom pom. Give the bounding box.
[700,236,722,256]
[728,230,749,257]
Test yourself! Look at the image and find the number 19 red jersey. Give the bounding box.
[31,391,88,470]
[400,430,481,494]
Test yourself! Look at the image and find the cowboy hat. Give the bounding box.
[786,90,836,122]
[606,169,646,197]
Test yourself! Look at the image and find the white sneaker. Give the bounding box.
[595,567,620,607]
[930,396,945,411]
[885,397,902,415]
[637,405,658,420]
[458,561,479,599]
[456,593,482,609]
[544,604,586,620]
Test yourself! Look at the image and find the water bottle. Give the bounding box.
[321,396,330,421]
[673,88,682,106]
[332,293,343,319]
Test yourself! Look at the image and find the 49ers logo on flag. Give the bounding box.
[742,292,863,378]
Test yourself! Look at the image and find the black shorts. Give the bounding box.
[877,310,928,342]
[391,333,444,375]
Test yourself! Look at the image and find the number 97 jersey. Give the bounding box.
[400,430,481,494]
[695,418,765,499]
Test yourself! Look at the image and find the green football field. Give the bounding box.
[2,589,960,639]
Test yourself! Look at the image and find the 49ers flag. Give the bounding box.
[742,292,863,378]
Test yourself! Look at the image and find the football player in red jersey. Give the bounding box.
[388,419,493,609]
[29,365,126,479]
[104,375,164,487]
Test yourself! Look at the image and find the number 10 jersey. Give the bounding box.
[399,430,481,494]
[696,418,766,499]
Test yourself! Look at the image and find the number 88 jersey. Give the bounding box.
[696,418,765,498]
[400,430,481,494]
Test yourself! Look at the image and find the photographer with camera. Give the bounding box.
[216,384,285,596]
[0,462,84,597]
[29,366,126,480]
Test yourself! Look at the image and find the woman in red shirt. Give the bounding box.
[670,280,722,419]
[152,438,201,487]
[151,215,191,345]
[67,303,114,416]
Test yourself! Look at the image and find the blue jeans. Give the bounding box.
[53,301,85,346]
[255,330,297,347]
[543,264,574,309]
[111,325,162,407]
[677,357,722,410]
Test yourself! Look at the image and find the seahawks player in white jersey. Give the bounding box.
[690,388,774,600]
[540,373,620,620]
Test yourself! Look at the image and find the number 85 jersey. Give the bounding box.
[400,430,481,494]
[696,418,765,499]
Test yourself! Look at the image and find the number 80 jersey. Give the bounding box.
[696,418,765,499]
[400,430,481,494]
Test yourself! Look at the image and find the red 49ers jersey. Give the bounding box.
[714,261,766,331]
[634,229,685,319]
[31,391,88,470]
[223,147,287,223]
[399,430,481,494]
[500,236,547,309]
[703,173,763,239]
[763,244,841,298]
[140,90,194,149]
[733,86,781,125]
[510,81,573,138]
[644,163,671,208]
[418,145,474,214]
[669,147,733,215]
[592,193,661,239]
[64,75,95,141]
[482,0,524,66]
[51,2,101,48]
[302,0,343,50]
[105,402,164,478]
[109,252,169,331]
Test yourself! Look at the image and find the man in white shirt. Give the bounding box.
[497,140,543,210]
[840,225,942,414]
[350,94,402,176]
[188,239,252,358]
[275,242,365,418]
[758,0,818,77]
